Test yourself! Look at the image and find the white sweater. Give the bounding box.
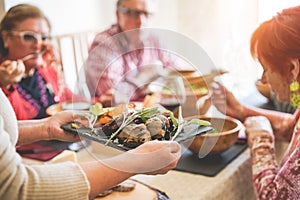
[0,89,90,200]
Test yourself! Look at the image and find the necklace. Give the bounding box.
[15,70,51,112]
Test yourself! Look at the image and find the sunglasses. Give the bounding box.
[118,6,152,19]
[9,30,51,44]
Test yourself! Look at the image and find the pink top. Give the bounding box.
[85,24,186,97]
[251,109,300,199]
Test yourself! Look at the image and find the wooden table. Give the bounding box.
[23,88,288,200]
[77,140,255,200]
[76,90,288,200]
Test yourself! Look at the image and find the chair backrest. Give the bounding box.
[53,31,98,85]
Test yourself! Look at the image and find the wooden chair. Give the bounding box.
[53,31,98,84]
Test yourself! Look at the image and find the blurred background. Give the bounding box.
[1,0,300,99]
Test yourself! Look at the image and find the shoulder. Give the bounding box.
[90,24,120,50]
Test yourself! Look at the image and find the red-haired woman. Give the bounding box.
[212,6,300,199]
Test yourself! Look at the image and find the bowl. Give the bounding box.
[182,69,228,88]
[176,69,197,77]
[256,79,271,99]
[183,75,211,88]
[184,116,242,154]
[196,94,212,115]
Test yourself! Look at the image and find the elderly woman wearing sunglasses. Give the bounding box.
[0,4,72,120]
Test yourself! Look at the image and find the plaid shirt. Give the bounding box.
[85,24,185,97]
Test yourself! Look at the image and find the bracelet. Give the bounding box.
[253,135,273,144]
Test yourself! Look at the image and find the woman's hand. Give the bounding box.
[104,140,181,175]
[244,116,274,148]
[0,60,25,88]
[17,110,80,145]
[210,82,246,121]
[44,110,81,142]
[82,140,181,198]
[132,140,181,175]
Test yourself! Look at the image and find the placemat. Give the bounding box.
[17,143,63,161]
[174,142,248,177]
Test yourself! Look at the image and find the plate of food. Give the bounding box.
[61,103,213,151]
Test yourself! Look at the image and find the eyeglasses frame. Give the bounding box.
[117,6,153,19]
[8,30,52,44]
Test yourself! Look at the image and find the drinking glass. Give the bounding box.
[149,76,186,112]
[62,81,91,110]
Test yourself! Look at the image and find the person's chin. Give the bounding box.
[26,57,43,67]
[25,60,43,69]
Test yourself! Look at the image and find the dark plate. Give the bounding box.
[61,122,213,151]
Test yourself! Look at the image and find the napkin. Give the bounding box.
[16,143,63,161]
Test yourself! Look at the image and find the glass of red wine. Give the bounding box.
[150,75,186,112]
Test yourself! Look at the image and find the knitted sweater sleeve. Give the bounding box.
[0,116,90,200]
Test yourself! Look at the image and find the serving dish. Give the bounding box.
[182,69,228,88]
[61,106,213,151]
[184,116,242,154]
[176,69,197,77]
[196,94,212,115]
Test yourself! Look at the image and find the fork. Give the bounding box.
[21,48,47,61]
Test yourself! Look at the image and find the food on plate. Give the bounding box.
[117,123,151,148]
[62,103,213,150]
[99,107,178,148]
[71,121,82,129]
[96,110,114,126]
